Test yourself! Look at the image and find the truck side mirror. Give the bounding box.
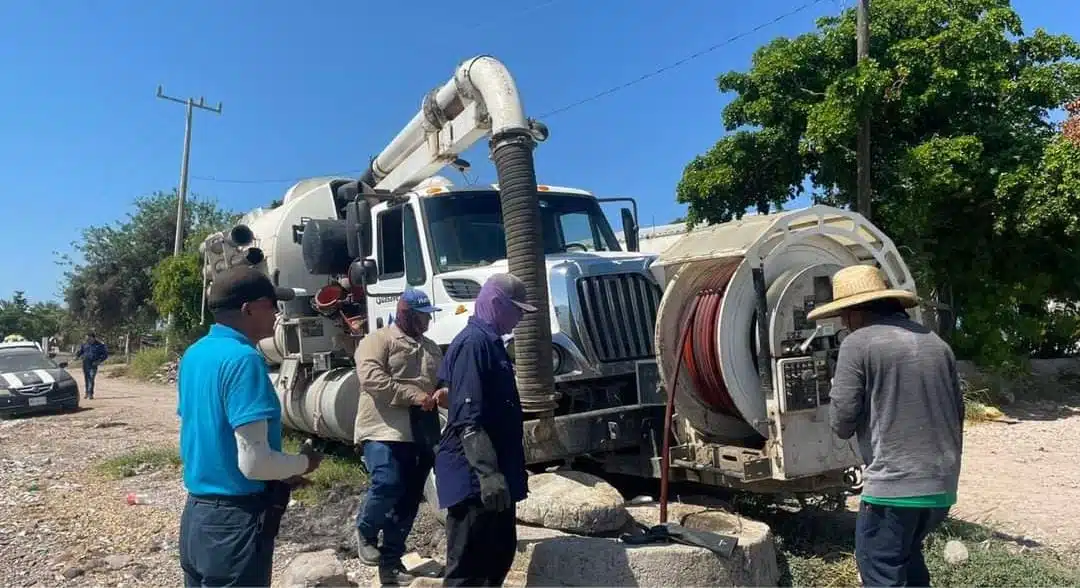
[348,258,380,286]
[345,200,373,259]
[621,207,639,252]
[362,258,378,285]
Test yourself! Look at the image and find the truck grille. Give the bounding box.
[576,273,662,363]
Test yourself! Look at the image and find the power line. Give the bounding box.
[191,0,829,186]
[537,0,829,119]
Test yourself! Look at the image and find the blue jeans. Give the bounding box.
[179,495,275,587]
[83,364,98,397]
[356,440,433,566]
[855,502,950,587]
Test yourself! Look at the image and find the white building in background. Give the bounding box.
[615,222,690,254]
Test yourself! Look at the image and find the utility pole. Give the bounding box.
[856,0,872,220]
[156,86,222,353]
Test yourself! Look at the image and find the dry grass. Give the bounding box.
[727,494,1080,587]
[282,434,368,504]
[94,446,182,480]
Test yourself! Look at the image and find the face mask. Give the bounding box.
[474,283,524,336]
[395,300,427,338]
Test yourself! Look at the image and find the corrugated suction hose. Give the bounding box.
[491,130,558,413]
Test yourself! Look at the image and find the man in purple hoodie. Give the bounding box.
[434,273,537,587]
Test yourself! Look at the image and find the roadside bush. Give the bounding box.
[129,347,171,381]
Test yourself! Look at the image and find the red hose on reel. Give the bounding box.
[659,261,744,522]
[659,295,699,524]
[682,263,743,419]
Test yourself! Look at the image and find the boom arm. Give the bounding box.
[359,54,558,413]
[359,55,549,194]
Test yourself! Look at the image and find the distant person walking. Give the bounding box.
[177,266,323,587]
[808,265,964,587]
[435,273,535,587]
[353,289,445,586]
[75,333,108,399]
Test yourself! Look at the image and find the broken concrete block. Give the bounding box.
[516,470,629,534]
[623,500,779,587]
[280,549,350,587]
[401,552,445,578]
[514,500,779,587]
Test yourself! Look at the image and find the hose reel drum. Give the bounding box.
[652,206,918,443]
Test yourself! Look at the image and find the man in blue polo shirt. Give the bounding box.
[435,273,535,587]
[177,266,323,587]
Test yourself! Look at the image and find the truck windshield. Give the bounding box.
[422,191,622,272]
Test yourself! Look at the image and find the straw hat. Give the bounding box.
[805,264,918,321]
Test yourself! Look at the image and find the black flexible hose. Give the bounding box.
[491,130,558,413]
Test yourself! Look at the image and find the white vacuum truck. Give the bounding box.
[198,55,920,497]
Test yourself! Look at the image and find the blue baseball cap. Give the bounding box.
[400,289,441,313]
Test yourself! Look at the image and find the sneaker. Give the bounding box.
[355,529,380,566]
[378,564,416,587]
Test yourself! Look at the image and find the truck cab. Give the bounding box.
[367,177,657,385]
[205,175,664,421]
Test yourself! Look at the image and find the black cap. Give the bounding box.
[487,273,538,313]
[207,266,295,312]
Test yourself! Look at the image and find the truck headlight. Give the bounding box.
[505,341,566,375]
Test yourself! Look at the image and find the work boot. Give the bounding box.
[354,529,380,566]
[378,563,415,587]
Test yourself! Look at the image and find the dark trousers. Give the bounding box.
[82,364,98,398]
[179,495,276,587]
[855,502,950,587]
[356,440,433,566]
[444,498,517,587]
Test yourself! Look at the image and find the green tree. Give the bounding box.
[59,190,237,340]
[677,0,1080,367]
[0,292,71,343]
[0,292,32,340]
[151,252,206,348]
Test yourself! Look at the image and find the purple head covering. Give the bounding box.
[474,273,537,335]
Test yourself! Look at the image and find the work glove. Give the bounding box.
[461,426,511,512]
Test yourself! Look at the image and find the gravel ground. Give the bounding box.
[0,374,1077,586]
[949,399,1080,551]
[0,376,381,587]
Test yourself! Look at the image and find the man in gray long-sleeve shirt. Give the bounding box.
[808,264,964,587]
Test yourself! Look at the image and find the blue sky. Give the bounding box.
[0,0,1069,303]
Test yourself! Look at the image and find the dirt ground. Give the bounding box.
[0,376,1078,586]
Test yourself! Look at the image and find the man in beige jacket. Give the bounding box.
[353,289,445,586]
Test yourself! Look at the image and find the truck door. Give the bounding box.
[367,202,431,330]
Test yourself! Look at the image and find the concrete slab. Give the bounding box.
[513,514,780,587]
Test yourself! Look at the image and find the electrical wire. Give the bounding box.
[537,0,830,119]
[191,0,830,186]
